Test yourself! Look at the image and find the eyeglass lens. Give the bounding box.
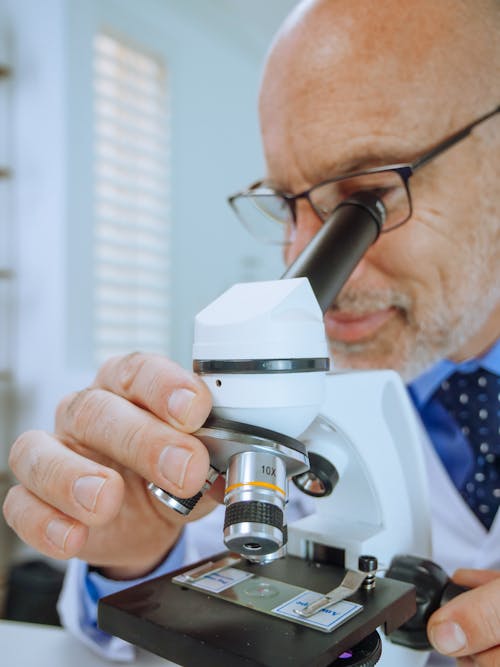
[232,170,410,245]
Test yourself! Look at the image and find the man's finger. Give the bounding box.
[56,388,210,498]
[457,645,500,667]
[8,430,124,526]
[92,352,212,433]
[453,569,500,589]
[3,485,89,559]
[427,576,500,657]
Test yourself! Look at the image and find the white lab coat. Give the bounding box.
[422,431,500,574]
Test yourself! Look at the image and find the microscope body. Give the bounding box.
[191,277,432,666]
[193,278,431,667]
[99,199,444,666]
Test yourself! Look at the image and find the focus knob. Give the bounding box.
[385,555,469,650]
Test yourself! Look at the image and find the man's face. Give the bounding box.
[259,0,500,381]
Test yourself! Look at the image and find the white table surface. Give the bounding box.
[0,620,180,667]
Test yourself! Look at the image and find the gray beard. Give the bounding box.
[327,283,498,383]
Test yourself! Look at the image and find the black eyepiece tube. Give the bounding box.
[281,191,386,314]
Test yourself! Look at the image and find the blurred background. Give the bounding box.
[0,0,297,625]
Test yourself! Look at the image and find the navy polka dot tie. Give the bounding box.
[434,368,499,529]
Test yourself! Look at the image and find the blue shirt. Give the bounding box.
[408,338,500,489]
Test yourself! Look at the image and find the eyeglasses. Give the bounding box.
[228,104,500,245]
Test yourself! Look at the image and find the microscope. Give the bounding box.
[98,193,465,666]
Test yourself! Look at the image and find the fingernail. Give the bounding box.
[168,389,196,425]
[46,518,74,551]
[158,446,193,488]
[429,621,467,654]
[73,476,106,512]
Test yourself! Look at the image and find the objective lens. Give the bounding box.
[223,450,287,558]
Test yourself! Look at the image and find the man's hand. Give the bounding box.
[2,352,217,580]
[427,569,500,666]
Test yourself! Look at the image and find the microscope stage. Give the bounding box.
[98,553,415,667]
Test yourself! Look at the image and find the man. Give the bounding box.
[3,0,499,665]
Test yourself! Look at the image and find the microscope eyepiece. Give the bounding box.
[282,191,386,313]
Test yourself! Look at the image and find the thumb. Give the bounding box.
[427,574,500,658]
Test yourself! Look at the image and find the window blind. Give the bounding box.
[92,32,171,366]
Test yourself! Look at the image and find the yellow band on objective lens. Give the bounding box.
[224,481,286,497]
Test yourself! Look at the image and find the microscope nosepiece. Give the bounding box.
[223,450,287,557]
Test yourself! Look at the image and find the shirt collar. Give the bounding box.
[408,337,500,408]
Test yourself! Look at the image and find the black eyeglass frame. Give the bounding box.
[228,104,500,236]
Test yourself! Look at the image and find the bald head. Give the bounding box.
[262,0,499,109]
[260,0,499,185]
[258,0,500,377]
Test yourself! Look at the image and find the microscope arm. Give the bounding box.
[288,369,434,667]
[288,370,432,571]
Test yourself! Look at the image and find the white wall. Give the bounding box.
[2,0,295,437]
[2,0,69,439]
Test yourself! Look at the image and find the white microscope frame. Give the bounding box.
[288,369,432,667]
[193,278,433,666]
